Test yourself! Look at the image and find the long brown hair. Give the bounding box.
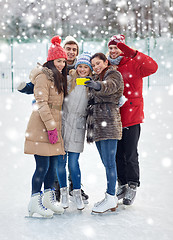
[43,60,68,97]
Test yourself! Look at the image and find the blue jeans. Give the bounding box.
[57,152,81,189]
[95,139,118,196]
[32,155,58,195]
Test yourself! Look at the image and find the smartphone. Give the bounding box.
[76,78,88,85]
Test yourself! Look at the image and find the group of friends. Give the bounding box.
[17,34,158,218]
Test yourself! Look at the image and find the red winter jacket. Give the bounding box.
[117,52,158,128]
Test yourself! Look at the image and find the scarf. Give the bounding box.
[107,55,123,66]
[67,58,77,74]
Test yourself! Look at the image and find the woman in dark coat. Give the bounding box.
[85,53,124,213]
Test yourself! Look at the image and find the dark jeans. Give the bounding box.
[116,124,141,186]
[95,139,118,196]
[57,152,81,189]
[32,155,58,194]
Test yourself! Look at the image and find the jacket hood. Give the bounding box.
[29,63,54,84]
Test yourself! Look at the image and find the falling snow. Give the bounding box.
[0,1,173,239]
[0,82,173,240]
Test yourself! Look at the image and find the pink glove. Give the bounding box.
[48,128,58,144]
[117,42,137,58]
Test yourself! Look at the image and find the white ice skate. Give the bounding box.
[72,189,85,210]
[27,192,53,218]
[92,193,118,214]
[43,189,64,215]
[60,187,69,209]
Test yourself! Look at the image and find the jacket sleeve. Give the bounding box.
[34,74,57,131]
[95,70,124,97]
[132,51,158,78]
[18,82,34,94]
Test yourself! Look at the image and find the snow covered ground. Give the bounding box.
[0,85,173,240]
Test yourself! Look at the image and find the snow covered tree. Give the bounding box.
[0,0,172,41]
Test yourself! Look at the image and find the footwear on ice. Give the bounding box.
[123,183,137,205]
[43,189,64,214]
[28,192,53,218]
[60,187,69,209]
[69,180,89,204]
[116,182,128,200]
[92,193,118,213]
[71,189,85,210]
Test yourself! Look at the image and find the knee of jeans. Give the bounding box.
[68,161,79,173]
[105,162,116,169]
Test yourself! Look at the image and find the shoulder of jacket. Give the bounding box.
[104,66,122,78]
[30,64,54,85]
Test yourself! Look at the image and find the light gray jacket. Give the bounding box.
[62,83,88,153]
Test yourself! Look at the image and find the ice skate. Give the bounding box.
[123,183,137,205]
[92,193,118,214]
[69,180,89,204]
[27,192,53,218]
[43,189,64,215]
[116,182,128,200]
[72,189,85,210]
[60,187,69,209]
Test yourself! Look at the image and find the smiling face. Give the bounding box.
[53,58,66,73]
[91,57,108,75]
[76,64,91,77]
[64,43,78,64]
[108,44,122,59]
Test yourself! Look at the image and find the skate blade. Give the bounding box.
[25,215,53,219]
[77,207,85,211]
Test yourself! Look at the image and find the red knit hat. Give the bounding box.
[47,36,67,61]
[108,34,125,46]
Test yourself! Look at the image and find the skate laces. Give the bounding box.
[62,192,68,203]
[50,190,56,204]
[94,195,107,207]
[125,187,136,200]
[76,194,82,204]
[117,184,126,195]
[39,192,47,210]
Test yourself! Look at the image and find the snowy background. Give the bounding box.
[0,0,173,239]
[0,81,173,239]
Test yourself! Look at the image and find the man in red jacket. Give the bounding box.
[108,35,158,205]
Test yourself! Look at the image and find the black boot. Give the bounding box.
[54,180,60,202]
[123,182,137,205]
[116,181,128,200]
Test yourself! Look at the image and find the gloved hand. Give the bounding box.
[117,42,137,58]
[48,128,58,144]
[118,95,127,108]
[17,81,26,91]
[84,77,101,91]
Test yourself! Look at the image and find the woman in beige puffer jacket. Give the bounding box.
[24,65,65,156]
[25,36,68,218]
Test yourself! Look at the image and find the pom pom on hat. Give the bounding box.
[51,36,61,45]
[47,35,67,61]
[75,52,93,71]
[108,34,125,46]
